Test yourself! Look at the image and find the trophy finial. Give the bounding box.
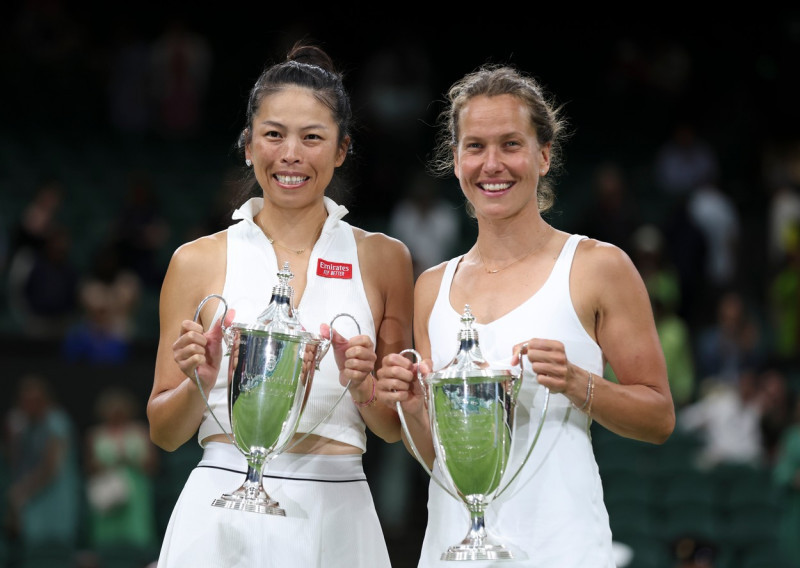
[461,304,475,328]
[458,304,479,343]
[277,261,293,286]
[255,262,303,332]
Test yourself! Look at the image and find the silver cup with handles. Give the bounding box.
[397,305,550,560]
[193,262,360,515]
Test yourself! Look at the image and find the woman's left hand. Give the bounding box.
[320,323,377,390]
[511,338,580,398]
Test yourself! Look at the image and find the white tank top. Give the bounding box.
[196,197,376,452]
[419,233,616,567]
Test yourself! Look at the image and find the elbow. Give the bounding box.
[651,404,677,445]
[384,431,403,444]
[149,426,181,453]
[375,427,403,445]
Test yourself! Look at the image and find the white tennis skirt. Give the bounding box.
[157,442,391,568]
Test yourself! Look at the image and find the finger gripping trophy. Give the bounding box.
[193,262,359,516]
[398,305,550,561]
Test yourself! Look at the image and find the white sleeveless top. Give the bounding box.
[196,196,376,452]
[419,233,615,567]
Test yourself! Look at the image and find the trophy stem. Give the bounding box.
[211,448,285,515]
[441,498,513,561]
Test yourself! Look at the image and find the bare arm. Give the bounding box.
[377,264,443,467]
[513,239,675,444]
[353,231,415,443]
[146,233,228,452]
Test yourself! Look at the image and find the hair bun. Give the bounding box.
[286,42,335,74]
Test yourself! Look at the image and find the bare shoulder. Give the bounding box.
[573,237,637,277]
[163,230,228,303]
[572,236,647,315]
[169,230,227,274]
[351,226,412,263]
[415,260,448,303]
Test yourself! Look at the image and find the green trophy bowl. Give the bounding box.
[396,305,549,560]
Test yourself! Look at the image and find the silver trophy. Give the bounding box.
[193,262,359,515]
[398,305,549,560]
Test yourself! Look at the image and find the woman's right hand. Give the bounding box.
[172,309,235,394]
[376,352,430,418]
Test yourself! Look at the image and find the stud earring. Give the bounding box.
[245,159,252,167]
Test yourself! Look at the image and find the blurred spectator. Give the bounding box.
[678,369,766,470]
[671,535,718,568]
[631,224,682,314]
[773,391,800,563]
[80,242,142,340]
[108,170,171,290]
[388,171,461,278]
[661,194,709,327]
[767,221,800,362]
[576,161,641,257]
[687,179,741,293]
[758,365,793,466]
[7,174,66,261]
[654,121,719,198]
[149,16,212,139]
[7,224,80,338]
[766,182,800,269]
[4,174,74,337]
[84,386,159,562]
[630,224,695,408]
[60,240,140,365]
[694,289,765,386]
[60,290,132,365]
[3,374,81,563]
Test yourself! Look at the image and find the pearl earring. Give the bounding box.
[246,159,252,167]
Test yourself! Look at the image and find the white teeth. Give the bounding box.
[276,175,307,184]
[481,183,512,191]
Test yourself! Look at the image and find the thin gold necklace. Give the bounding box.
[476,232,550,274]
[259,219,325,255]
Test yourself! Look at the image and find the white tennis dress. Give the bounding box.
[417,234,616,568]
[157,197,391,568]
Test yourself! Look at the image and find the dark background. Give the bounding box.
[2,5,800,567]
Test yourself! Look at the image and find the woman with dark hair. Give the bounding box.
[147,42,413,567]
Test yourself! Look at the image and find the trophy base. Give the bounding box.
[441,544,513,561]
[211,493,286,516]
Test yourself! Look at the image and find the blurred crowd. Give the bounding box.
[1,4,800,567]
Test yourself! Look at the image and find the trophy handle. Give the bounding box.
[192,294,239,450]
[281,312,362,453]
[314,313,361,370]
[395,348,462,501]
[494,343,550,500]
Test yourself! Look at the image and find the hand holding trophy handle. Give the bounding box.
[395,348,459,500]
[191,293,237,447]
[396,304,551,561]
[189,296,363,451]
[190,261,364,515]
[494,342,550,501]
[395,345,550,503]
[281,312,361,453]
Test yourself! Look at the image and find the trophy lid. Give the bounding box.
[234,262,315,339]
[428,304,513,383]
